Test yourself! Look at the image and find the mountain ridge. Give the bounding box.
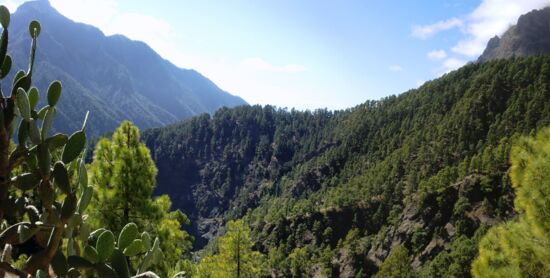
[5,0,246,137]
[478,6,550,62]
[143,55,550,276]
[139,8,550,276]
[144,5,550,275]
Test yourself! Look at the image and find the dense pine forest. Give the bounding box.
[143,56,550,276]
[1,3,550,278]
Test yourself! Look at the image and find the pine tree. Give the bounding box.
[196,220,265,277]
[88,121,192,276]
[0,8,163,276]
[89,121,158,232]
[471,128,550,277]
[374,245,415,278]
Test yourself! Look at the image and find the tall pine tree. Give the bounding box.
[374,245,414,278]
[472,128,550,277]
[196,220,265,277]
[89,121,158,231]
[88,121,192,276]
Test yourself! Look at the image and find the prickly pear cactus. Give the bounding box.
[0,6,161,277]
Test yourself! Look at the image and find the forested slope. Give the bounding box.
[143,55,550,276]
[143,106,341,246]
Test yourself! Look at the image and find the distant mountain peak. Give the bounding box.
[16,0,53,12]
[5,0,246,137]
[478,7,550,62]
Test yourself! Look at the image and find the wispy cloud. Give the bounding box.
[50,0,181,65]
[416,0,550,74]
[1,0,24,11]
[50,0,118,28]
[441,58,467,74]
[44,0,309,104]
[411,17,463,39]
[427,50,447,60]
[241,58,307,73]
[0,0,318,107]
[388,65,403,72]
[452,0,550,57]
[412,0,550,58]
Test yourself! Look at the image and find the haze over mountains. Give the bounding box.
[3,0,246,137]
[5,1,550,138]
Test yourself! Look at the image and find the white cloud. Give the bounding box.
[418,0,550,77]
[442,57,467,73]
[412,17,463,39]
[241,58,307,73]
[427,50,447,60]
[49,0,182,67]
[452,0,550,57]
[388,65,403,72]
[415,0,550,58]
[23,0,309,105]
[0,0,318,108]
[49,0,118,28]
[1,0,24,11]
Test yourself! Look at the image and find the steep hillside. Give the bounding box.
[4,0,245,137]
[479,7,550,62]
[143,106,341,247]
[143,56,550,276]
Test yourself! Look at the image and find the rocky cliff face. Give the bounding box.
[479,7,550,62]
[367,174,511,269]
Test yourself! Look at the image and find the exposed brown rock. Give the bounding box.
[479,7,550,62]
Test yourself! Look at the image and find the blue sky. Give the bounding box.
[3,0,550,110]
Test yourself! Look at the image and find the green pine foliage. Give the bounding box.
[5,4,550,276]
[374,245,414,278]
[194,220,266,277]
[88,121,193,276]
[471,128,550,277]
[143,55,550,276]
[89,121,158,232]
[0,8,162,277]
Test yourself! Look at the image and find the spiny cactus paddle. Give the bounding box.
[0,6,161,277]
